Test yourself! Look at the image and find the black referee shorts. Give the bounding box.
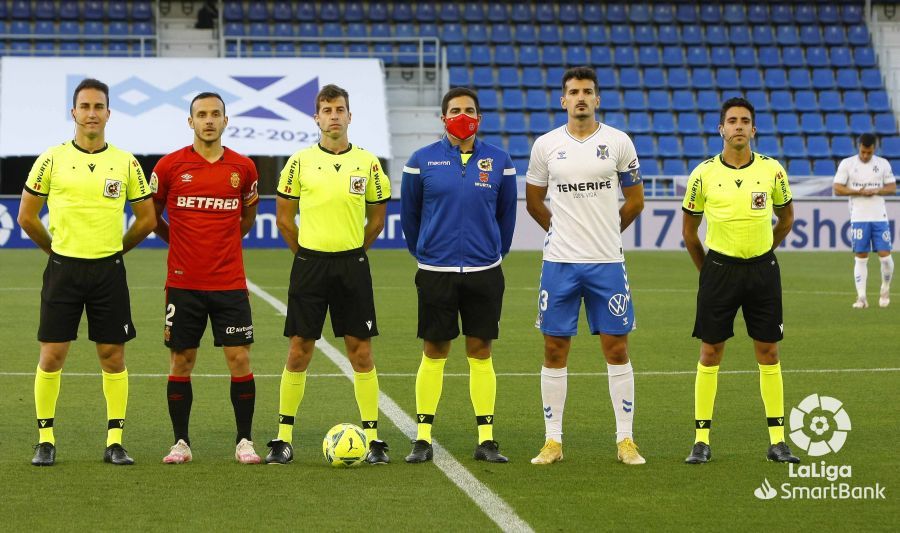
[692,249,784,345]
[415,266,505,342]
[38,252,136,344]
[164,288,254,351]
[284,247,378,340]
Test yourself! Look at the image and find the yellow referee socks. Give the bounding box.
[468,356,497,444]
[277,368,306,443]
[35,367,61,445]
[102,369,129,446]
[694,363,719,444]
[759,362,786,444]
[415,354,446,443]
[354,368,380,442]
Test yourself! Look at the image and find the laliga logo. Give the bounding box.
[788,394,851,457]
[0,204,14,246]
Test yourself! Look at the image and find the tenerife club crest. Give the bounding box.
[597,145,610,159]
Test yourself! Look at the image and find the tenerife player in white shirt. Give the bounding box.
[833,133,896,308]
[525,67,646,465]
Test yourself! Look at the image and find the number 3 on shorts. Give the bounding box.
[539,290,549,311]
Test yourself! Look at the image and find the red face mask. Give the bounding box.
[444,113,479,140]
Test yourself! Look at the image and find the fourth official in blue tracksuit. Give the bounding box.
[401,129,517,463]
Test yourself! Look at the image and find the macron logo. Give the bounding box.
[427,160,451,166]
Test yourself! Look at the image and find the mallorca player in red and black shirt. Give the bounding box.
[151,92,261,464]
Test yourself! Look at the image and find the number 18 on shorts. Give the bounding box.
[535,261,636,337]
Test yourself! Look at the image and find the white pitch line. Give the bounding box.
[2,368,898,379]
[245,279,533,533]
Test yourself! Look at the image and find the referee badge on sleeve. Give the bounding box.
[104,179,122,199]
[751,192,767,209]
[349,176,367,195]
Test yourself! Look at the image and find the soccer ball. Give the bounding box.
[322,423,368,467]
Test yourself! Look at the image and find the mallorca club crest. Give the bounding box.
[597,145,610,160]
[230,172,240,188]
[477,158,493,172]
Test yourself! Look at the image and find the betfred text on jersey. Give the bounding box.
[175,196,240,210]
[556,180,613,193]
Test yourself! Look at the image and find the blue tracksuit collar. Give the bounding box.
[441,135,480,155]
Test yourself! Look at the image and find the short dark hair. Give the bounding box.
[719,97,755,125]
[441,87,480,115]
[316,84,350,112]
[72,78,109,108]
[190,91,226,115]
[561,66,599,93]
[858,133,877,147]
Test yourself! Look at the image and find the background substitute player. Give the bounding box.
[151,92,261,464]
[833,133,895,309]
[682,97,799,465]
[265,84,392,465]
[18,78,156,466]
[525,67,646,466]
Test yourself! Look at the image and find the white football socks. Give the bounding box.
[607,361,635,443]
[540,366,567,443]
[854,257,868,299]
[880,255,894,292]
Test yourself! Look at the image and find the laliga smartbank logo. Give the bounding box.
[753,394,886,501]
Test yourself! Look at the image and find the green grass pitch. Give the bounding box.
[1,249,897,531]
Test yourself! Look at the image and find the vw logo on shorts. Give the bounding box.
[608,293,629,316]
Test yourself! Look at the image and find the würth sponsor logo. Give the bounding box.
[175,196,240,210]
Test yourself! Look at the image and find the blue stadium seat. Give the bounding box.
[366,3,388,21]
[676,4,697,23]
[756,136,781,158]
[770,4,793,24]
[419,23,439,38]
[794,90,819,113]
[440,24,463,44]
[800,26,823,46]
[603,112,627,130]
[653,112,677,134]
[472,67,495,88]
[825,113,850,135]
[854,47,877,68]
[601,89,623,111]
[393,23,414,38]
[769,90,794,112]
[668,68,691,89]
[653,4,675,23]
[682,136,707,158]
[607,4,628,23]
[816,91,841,114]
[740,68,763,89]
[711,47,733,67]
[662,158,688,175]
[789,68,813,90]
[529,112,553,134]
[33,20,54,35]
[251,42,274,56]
[247,2,268,22]
[662,46,685,67]
[861,69,883,90]
[700,4,722,23]
[836,69,860,90]
[416,3,437,22]
[478,89,499,111]
[270,1,291,21]
[347,43,368,58]
[624,90,647,111]
[716,68,739,89]
[697,91,720,112]
[449,66,469,87]
[755,113,776,135]
[702,111,720,133]
[133,21,153,36]
[479,114,501,134]
[747,4,768,24]
[843,91,867,113]
[10,20,30,34]
[807,136,831,159]
[486,4,507,22]
[640,158,660,176]
[849,113,874,135]
[543,45,563,65]
[647,90,670,111]
[788,159,812,176]
[566,45,588,65]
[58,20,79,35]
[502,89,525,111]
[505,113,528,135]
[559,4,579,23]
[644,68,666,89]
[83,41,104,55]
[843,5,863,24]
[653,24,676,43]
[292,2,314,20]
[497,66,520,88]
[686,47,711,67]
[629,4,651,23]
[801,112,826,134]
[83,0,103,20]
[59,41,82,55]
[469,44,492,66]
[692,68,714,89]
[777,113,801,135]
[757,46,781,68]
[723,4,746,24]
[828,46,851,67]
[776,26,799,46]
[734,47,756,67]
[34,40,55,55]
[298,22,319,37]
[634,135,656,157]
[813,159,836,176]
[535,3,556,22]
[831,136,855,157]
[874,114,898,135]
[726,25,750,47]
[629,112,651,134]
[811,68,836,90]
[752,26,775,46]
[248,23,269,37]
[525,89,548,111]
[222,1,243,21]
[391,3,413,22]
[481,134,504,148]
[824,26,846,46]
[546,66,565,86]
[658,137,680,158]
[562,26,583,44]
[539,25,560,44]
[589,46,612,66]
[848,25,869,46]
[880,136,900,155]
[678,112,702,135]
[638,46,661,66]
[515,24,537,44]
[372,43,394,64]
[619,68,642,89]
[467,24,488,43]
[32,0,54,19]
[782,46,805,68]
[461,4,482,22]
[58,1,78,19]
[795,4,816,24]
[868,91,891,113]
[490,23,512,44]
[681,25,703,45]
[781,135,806,158]
[672,90,696,111]
[746,89,769,111]
[804,47,829,68]
[511,3,533,23]
[706,26,728,46]
[634,26,656,45]
[518,45,540,66]
[586,25,609,45]
[507,136,531,158]
[583,4,603,23]
[614,44,637,66]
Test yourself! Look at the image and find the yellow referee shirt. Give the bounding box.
[276,143,391,252]
[24,141,151,259]
[682,152,792,259]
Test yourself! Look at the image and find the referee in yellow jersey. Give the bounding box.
[265,84,392,465]
[681,97,800,465]
[17,78,157,466]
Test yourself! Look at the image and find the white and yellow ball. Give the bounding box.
[322,423,368,467]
